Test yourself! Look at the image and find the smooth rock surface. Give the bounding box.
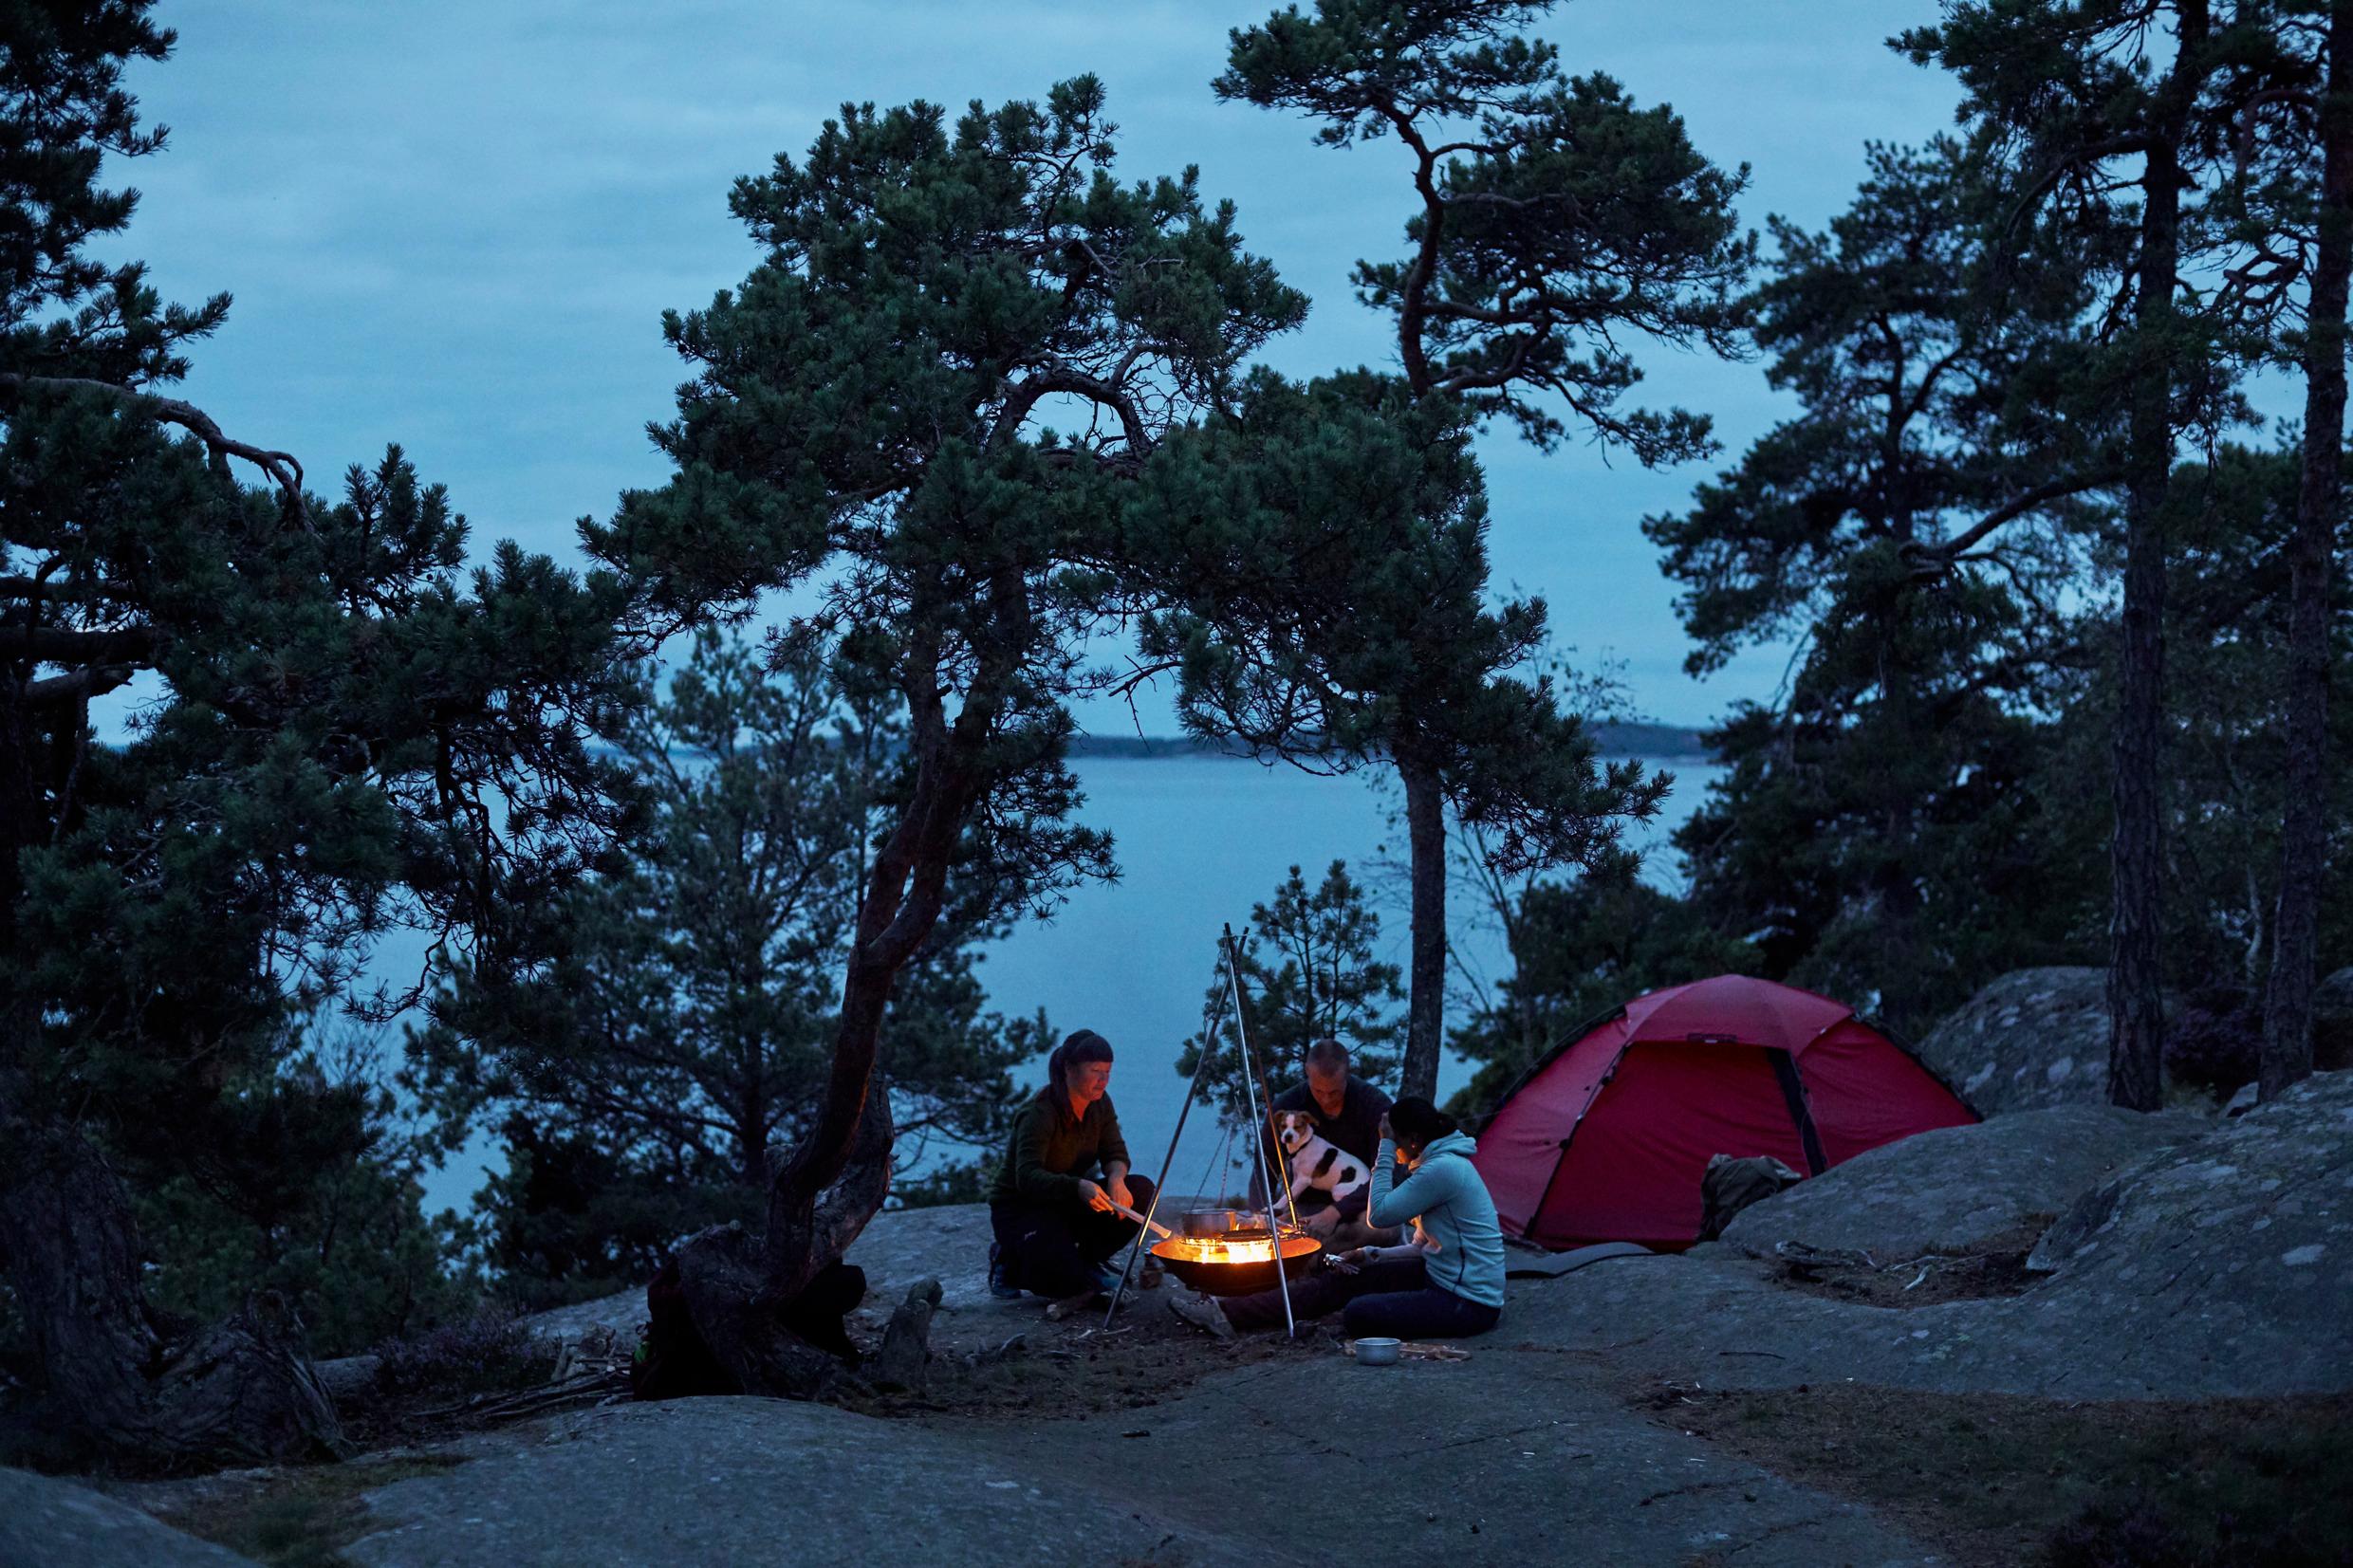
[1722,1104,2207,1259]
[312,1353,382,1402]
[343,1396,1261,1568]
[2022,1069,2353,1359]
[2316,965,2353,1014]
[1514,1073,2353,1400]
[339,1367,1928,1568]
[511,1289,640,1347]
[842,1200,1010,1314]
[0,1466,259,1568]
[1008,1347,1931,1566]
[1915,967,2121,1115]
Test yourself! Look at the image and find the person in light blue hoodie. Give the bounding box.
[1170,1097,1506,1341]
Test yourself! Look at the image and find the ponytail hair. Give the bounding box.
[1043,1028,1114,1103]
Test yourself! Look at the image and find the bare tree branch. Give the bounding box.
[1904,469,2121,575]
[21,665,135,707]
[993,366,1151,454]
[0,624,158,665]
[0,372,309,524]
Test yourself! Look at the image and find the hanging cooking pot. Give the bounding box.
[1178,1207,1262,1239]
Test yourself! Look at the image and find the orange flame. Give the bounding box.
[1151,1232,1320,1266]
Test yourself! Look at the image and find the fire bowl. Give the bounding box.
[1149,1231,1323,1297]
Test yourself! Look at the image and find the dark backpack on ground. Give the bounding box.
[1698,1153,1805,1243]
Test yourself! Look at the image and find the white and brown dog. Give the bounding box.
[1272,1110,1370,1213]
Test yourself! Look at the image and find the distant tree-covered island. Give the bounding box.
[1063,720,1712,763]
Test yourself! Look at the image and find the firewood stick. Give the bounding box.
[1109,1200,1174,1239]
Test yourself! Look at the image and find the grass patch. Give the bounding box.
[1635,1380,2353,1567]
[156,1455,465,1568]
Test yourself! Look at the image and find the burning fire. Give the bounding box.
[1158,1234,1281,1265]
[1152,1231,1320,1266]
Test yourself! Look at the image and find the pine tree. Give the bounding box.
[586,79,1306,1392]
[1132,368,1666,928]
[2030,442,2353,1046]
[1176,860,1403,1125]
[1214,0,1752,1098]
[0,4,632,1466]
[134,1024,478,1359]
[1645,138,2118,1031]
[410,632,1047,1305]
[1900,0,2295,1107]
[2229,1,2353,1098]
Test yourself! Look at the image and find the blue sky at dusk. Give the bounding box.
[108,0,1962,729]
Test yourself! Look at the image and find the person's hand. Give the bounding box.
[1377,1111,1394,1145]
[1302,1207,1341,1241]
[1326,1249,1362,1276]
[1105,1175,1133,1211]
[1078,1179,1115,1214]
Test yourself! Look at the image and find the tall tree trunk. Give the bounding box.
[1398,753,1446,1102]
[2263,0,2353,1101]
[1876,609,1926,1036]
[2107,143,2184,1114]
[0,1086,344,1468]
[0,677,339,1468]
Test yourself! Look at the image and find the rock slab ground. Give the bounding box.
[1002,1344,1930,1566]
[344,1396,1266,1568]
[0,1466,259,1568]
[90,1073,2353,1566]
[1721,1103,2209,1259]
[1518,1072,2353,1402]
[2316,964,2353,1014]
[2021,1066,2353,1391]
[340,1370,1931,1568]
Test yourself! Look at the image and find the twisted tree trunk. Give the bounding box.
[2263,0,2353,1101]
[675,646,979,1395]
[0,1074,343,1469]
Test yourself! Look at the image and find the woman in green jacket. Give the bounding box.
[986,1030,1156,1311]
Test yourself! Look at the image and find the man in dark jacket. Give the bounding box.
[1266,1039,1397,1245]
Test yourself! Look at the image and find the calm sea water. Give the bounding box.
[414,752,1720,1216]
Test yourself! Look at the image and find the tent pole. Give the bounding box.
[1227,925,1296,1339]
[1102,941,1232,1328]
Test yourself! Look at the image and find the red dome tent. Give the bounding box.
[1472,975,1976,1252]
